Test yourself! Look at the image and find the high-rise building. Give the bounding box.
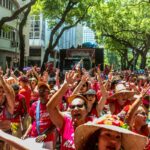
[58,24,96,49]
[82,26,96,43]
[58,24,83,49]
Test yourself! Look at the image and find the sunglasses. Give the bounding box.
[69,104,84,109]
[137,112,147,116]
[87,94,95,98]
[39,89,49,93]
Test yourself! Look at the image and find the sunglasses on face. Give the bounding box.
[137,112,147,116]
[69,104,84,109]
[87,94,95,98]
[39,89,49,93]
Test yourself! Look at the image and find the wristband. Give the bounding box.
[43,134,47,139]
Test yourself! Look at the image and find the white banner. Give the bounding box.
[0,130,46,150]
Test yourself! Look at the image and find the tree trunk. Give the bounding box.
[0,0,36,29]
[120,56,124,70]
[140,52,147,69]
[41,47,51,72]
[19,7,31,70]
[133,52,139,69]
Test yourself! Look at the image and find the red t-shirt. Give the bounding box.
[29,101,54,142]
[19,86,31,112]
[107,99,131,115]
[11,94,26,123]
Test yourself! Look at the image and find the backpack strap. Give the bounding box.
[36,100,40,135]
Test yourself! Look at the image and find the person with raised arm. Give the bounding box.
[46,71,90,150]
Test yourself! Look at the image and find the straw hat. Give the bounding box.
[67,94,87,104]
[75,115,148,150]
[108,83,135,100]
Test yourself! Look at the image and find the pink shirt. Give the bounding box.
[59,115,94,150]
[60,115,75,150]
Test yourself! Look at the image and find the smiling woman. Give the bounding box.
[46,71,90,150]
[74,115,148,150]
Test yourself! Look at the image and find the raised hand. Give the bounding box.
[140,84,150,98]
[0,66,3,76]
[81,74,89,83]
[64,70,76,85]
[55,68,60,76]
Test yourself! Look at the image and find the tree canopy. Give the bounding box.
[88,0,150,69]
[31,0,96,71]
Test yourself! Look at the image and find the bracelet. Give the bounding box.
[43,134,47,139]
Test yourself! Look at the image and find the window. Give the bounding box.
[6,0,9,9]
[12,31,16,41]
[34,32,40,39]
[30,48,41,56]
[34,21,40,28]
[3,30,5,38]
[3,0,5,7]
[29,32,33,39]
[9,1,12,10]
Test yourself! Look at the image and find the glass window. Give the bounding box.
[8,31,10,39]
[3,0,5,7]
[12,31,16,41]
[34,21,40,28]
[34,32,40,39]
[29,32,33,39]
[0,30,1,37]
[3,31,5,38]
[5,32,8,38]
[6,0,9,9]
[34,27,39,31]
[9,1,12,10]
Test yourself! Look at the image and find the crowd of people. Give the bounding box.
[0,64,149,150]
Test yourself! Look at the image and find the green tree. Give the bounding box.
[19,0,37,70]
[0,0,36,29]
[89,0,150,69]
[0,0,37,70]
[32,0,94,71]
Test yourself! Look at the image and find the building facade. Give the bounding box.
[28,14,45,66]
[0,0,20,69]
[58,24,96,49]
[58,24,83,49]
[82,26,96,43]
[0,0,30,69]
